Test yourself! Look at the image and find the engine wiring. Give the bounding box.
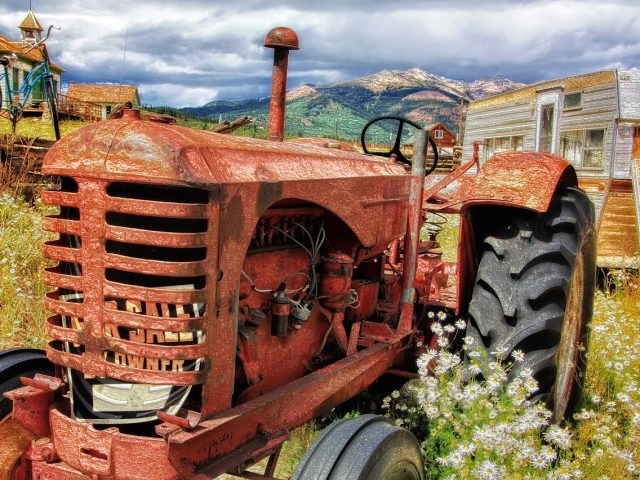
[241,221,326,304]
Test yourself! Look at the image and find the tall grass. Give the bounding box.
[0,117,87,140]
[0,194,54,349]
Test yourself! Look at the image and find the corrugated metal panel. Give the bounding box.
[619,70,640,120]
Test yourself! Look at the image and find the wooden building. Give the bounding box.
[462,69,640,268]
[66,84,140,120]
[428,122,456,150]
[0,10,64,111]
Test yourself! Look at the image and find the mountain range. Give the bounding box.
[181,68,526,141]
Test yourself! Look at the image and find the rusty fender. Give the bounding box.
[463,152,578,213]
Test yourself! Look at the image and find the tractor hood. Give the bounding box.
[43,117,407,186]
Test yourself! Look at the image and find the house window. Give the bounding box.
[564,92,582,110]
[434,129,444,139]
[584,129,604,169]
[539,105,555,153]
[483,135,524,160]
[560,131,582,166]
[105,105,112,116]
[559,129,605,170]
[12,67,19,90]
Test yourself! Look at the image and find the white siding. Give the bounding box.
[462,99,536,171]
[614,124,634,178]
[618,69,640,120]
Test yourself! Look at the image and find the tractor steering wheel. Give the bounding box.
[360,115,438,174]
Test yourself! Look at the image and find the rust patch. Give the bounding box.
[256,181,283,216]
[0,416,35,479]
[222,193,245,243]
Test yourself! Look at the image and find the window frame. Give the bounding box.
[538,104,555,153]
[559,128,606,171]
[563,91,583,111]
[434,129,444,139]
[483,134,525,161]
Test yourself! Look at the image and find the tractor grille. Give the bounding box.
[42,178,211,423]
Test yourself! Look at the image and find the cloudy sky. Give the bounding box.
[1,0,638,107]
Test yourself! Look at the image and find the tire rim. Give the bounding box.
[552,249,584,423]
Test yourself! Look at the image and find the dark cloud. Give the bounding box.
[1,0,638,106]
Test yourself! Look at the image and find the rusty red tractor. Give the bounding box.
[1,27,595,480]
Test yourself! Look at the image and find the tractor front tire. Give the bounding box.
[293,414,424,480]
[467,185,596,422]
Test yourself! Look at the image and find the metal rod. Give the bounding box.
[397,129,427,333]
[267,48,289,142]
[264,28,298,142]
[264,444,282,477]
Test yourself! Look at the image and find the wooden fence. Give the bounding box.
[56,94,102,122]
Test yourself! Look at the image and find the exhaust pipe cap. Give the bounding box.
[264,27,299,50]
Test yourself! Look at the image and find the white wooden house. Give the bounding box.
[462,69,640,268]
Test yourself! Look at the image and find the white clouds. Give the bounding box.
[1,0,638,106]
[138,83,218,107]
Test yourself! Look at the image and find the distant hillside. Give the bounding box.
[181,68,525,141]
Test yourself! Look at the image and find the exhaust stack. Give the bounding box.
[264,27,299,142]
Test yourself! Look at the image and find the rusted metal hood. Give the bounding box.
[43,119,406,185]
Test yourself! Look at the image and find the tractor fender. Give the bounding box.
[453,152,578,316]
[462,152,577,213]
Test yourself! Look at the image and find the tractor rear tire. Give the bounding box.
[292,414,424,480]
[467,185,596,422]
